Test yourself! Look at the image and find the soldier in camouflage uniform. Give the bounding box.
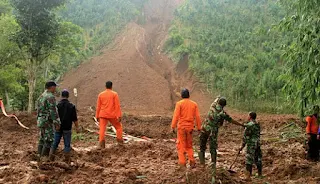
[36,81,61,161]
[240,112,262,180]
[199,97,244,184]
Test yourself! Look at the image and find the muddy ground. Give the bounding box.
[0,111,319,184]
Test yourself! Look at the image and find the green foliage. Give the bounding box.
[60,0,144,54]
[278,0,320,117]
[11,0,66,62]
[166,0,294,113]
[0,0,145,111]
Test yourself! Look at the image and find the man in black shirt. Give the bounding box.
[50,90,79,163]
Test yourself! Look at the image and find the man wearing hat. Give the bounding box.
[199,97,244,184]
[36,81,61,162]
[50,89,79,163]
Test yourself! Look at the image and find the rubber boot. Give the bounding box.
[211,162,216,184]
[198,151,205,165]
[39,147,51,163]
[257,165,262,178]
[37,144,43,162]
[99,140,106,149]
[49,148,56,161]
[245,164,252,181]
[42,147,50,156]
[64,152,71,165]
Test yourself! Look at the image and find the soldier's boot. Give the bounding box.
[39,147,51,164]
[257,164,263,178]
[198,151,205,166]
[245,164,252,181]
[49,148,56,161]
[211,162,216,184]
[64,152,71,165]
[37,144,44,162]
[99,140,106,149]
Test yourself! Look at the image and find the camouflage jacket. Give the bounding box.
[243,120,260,146]
[36,91,61,128]
[201,101,232,132]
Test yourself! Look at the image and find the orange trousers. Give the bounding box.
[176,128,195,165]
[99,118,123,142]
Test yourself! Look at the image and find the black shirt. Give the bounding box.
[57,99,78,131]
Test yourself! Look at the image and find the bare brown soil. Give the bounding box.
[1,111,319,184]
[59,0,212,115]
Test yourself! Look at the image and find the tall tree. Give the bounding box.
[11,0,66,113]
[279,0,320,117]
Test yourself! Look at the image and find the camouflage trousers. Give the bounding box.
[199,126,219,178]
[246,142,262,167]
[38,127,55,155]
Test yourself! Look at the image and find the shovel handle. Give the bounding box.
[229,150,241,170]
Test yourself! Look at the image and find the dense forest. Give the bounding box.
[0,0,319,116]
[165,0,320,115]
[0,0,145,112]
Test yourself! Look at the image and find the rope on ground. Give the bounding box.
[0,99,29,129]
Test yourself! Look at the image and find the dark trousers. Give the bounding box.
[307,134,319,161]
[52,130,72,153]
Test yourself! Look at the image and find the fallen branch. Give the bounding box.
[92,117,148,142]
[0,99,29,129]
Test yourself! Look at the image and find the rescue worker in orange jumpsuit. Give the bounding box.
[96,81,123,148]
[171,88,201,168]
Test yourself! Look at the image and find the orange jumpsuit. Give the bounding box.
[96,89,123,142]
[171,99,201,166]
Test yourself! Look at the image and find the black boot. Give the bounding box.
[245,164,252,181]
[42,147,50,157]
[198,151,205,165]
[257,165,262,177]
[37,144,44,162]
[64,152,71,165]
[49,149,56,161]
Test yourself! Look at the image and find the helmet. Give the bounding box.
[217,97,227,107]
[181,88,190,98]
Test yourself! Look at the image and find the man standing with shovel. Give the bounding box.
[199,97,244,184]
[239,112,262,180]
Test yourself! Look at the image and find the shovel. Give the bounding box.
[228,150,241,173]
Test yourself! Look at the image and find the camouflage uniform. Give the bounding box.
[36,91,61,157]
[199,99,233,183]
[242,120,262,172]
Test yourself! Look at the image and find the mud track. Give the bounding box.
[1,112,319,183]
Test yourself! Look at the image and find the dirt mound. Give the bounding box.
[60,0,212,115]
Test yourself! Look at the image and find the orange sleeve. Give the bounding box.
[306,116,312,134]
[171,102,181,129]
[96,95,101,118]
[195,104,201,130]
[115,93,122,118]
